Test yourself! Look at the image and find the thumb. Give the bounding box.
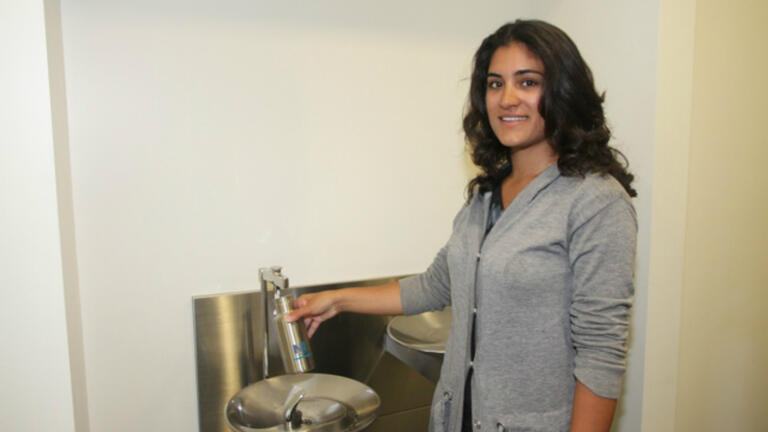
[285,303,312,323]
[284,307,302,323]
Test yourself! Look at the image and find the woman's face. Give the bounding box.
[485,43,548,152]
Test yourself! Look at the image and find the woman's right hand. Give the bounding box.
[284,282,402,338]
[285,290,341,338]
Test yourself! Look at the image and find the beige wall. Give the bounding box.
[644,1,768,431]
[642,0,696,431]
[674,0,768,430]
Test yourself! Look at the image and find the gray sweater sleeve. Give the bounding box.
[568,190,637,399]
[399,204,471,315]
[399,244,452,315]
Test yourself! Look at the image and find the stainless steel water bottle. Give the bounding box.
[273,294,315,374]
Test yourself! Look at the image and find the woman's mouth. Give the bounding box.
[500,116,528,122]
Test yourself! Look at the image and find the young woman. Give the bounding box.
[286,20,637,432]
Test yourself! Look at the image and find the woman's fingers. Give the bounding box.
[285,291,337,325]
[285,294,317,322]
[284,306,306,323]
[293,293,312,309]
[284,292,340,338]
[307,319,321,338]
[315,307,338,322]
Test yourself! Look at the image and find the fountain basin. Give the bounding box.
[226,373,380,432]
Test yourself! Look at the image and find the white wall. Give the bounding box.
[0,1,76,430]
[56,1,657,430]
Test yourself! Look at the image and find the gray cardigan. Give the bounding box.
[400,165,637,432]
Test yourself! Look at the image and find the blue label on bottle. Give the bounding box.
[292,341,312,360]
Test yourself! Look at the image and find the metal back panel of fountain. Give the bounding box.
[193,275,437,432]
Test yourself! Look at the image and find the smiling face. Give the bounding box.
[485,43,548,152]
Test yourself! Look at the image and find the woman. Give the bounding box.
[286,20,637,432]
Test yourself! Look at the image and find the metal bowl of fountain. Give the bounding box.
[225,373,380,432]
[386,307,451,354]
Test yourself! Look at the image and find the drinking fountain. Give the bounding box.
[386,307,452,354]
[224,267,381,432]
[383,307,452,383]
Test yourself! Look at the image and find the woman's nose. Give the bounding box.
[500,85,520,107]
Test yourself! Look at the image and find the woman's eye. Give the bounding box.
[487,81,502,89]
[520,79,539,87]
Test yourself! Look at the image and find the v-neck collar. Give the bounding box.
[481,163,561,245]
[504,163,560,211]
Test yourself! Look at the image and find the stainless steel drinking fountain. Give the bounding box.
[223,267,381,432]
[384,308,452,383]
[192,271,442,432]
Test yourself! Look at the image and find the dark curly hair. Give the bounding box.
[463,19,636,200]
